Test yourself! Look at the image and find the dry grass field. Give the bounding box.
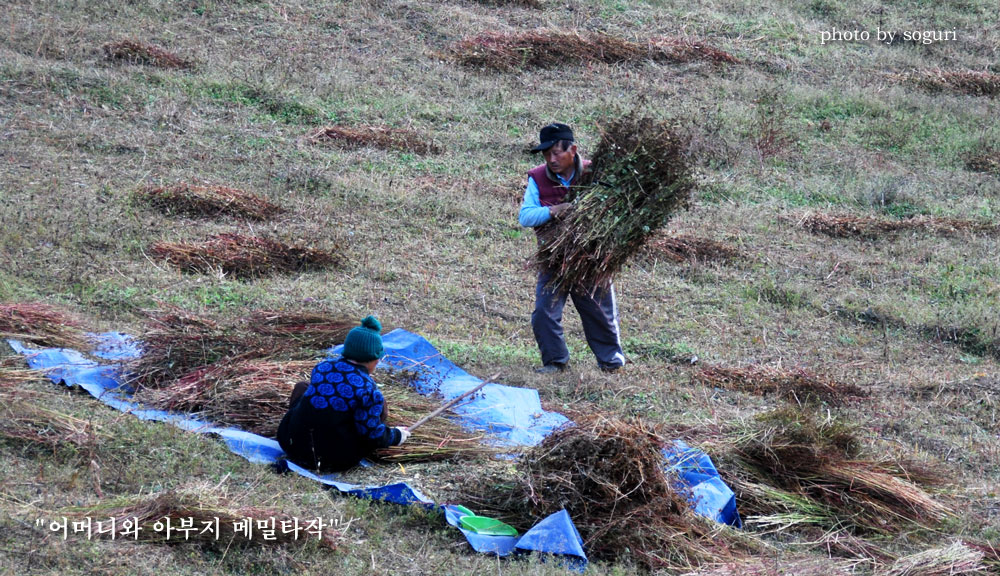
[2,0,999,574]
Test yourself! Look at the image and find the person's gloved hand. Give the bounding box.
[548,203,572,219]
[396,427,411,446]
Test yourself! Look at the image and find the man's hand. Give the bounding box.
[548,203,572,219]
[396,427,411,446]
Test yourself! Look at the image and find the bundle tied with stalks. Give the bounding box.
[137,183,285,221]
[150,232,340,279]
[723,407,951,536]
[694,363,867,406]
[0,302,89,350]
[469,415,744,571]
[62,489,338,548]
[102,39,193,69]
[538,115,693,291]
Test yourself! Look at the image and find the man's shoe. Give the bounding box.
[599,363,623,373]
[534,363,566,374]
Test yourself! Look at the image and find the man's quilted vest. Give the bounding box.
[527,156,590,251]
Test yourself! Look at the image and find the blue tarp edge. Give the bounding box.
[7,332,589,568]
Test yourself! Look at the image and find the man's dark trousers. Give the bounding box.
[531,269,626,369]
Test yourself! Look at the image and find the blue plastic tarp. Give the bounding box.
[340,329,570,448]
[663,440,742,528]
[9,328,742,569]
[6,331,585,568]
[442,505,586,571]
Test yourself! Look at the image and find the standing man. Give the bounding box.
[277,315,410,471]
[519,123,626,374]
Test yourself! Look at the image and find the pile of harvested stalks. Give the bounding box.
[902,69,1000,97]
[645,233,742,264]
[722,407,950,536]
[650,37,740,65]
[694,363,866,406]
[102,39,193,69]
[472,0,541,7]
[0,395,101,449]
[470,415,744,570]
[375,371,495,463]
[125,307,265,389]
[63,489,338,548]
[680,557,857,576]
[245,310,355,350]
[966,150,1000,175]
[127,307,356,390]
[798,212,996,239]
[0,302,89,350]
[136,360,493,463]
[0,361,103,449]
[538,114,693,290]
[150,233,340,279]
[966,540,1000,569]
[135,360,314,435]
[452,31,736,71]
[308,125,441,154]
[878,542,985,576]
[137,183,285,220]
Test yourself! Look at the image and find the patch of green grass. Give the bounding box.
[743,278,812,309]
[924,262,1000,305]
[623,336,696,363]
[795,91,885,123]
[862,105,984,164]
[186,79,322,124]
[754,181,846,208]
[434,339,539,365]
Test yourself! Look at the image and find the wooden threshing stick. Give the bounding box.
[407,372,501,432]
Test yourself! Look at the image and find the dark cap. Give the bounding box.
[530,123,574,152]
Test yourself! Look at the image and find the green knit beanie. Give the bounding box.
[342,315,384,362]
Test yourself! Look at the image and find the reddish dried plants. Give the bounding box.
[102,39,193,69]
[137,183,285,221]
[308,125,441,154]
[150,233,340,279]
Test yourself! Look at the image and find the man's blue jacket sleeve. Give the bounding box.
[519,176,552,228]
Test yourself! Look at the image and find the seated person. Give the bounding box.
[277,315,409,471]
